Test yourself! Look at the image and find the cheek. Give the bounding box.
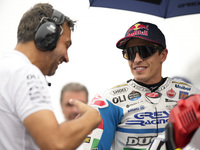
[48,52,59,67]
[128,61,132,68]
[151,58,161,72]
[51,46,64,59]
[63,108,72,117]
[56,43,67,55]
[62,106,69,112]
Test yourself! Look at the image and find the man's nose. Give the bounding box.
[72,105,79,113]
[64,53,69,63]
[133,52,143,62]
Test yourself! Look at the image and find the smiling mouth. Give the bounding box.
[58,60,62,65]
[58,57,66,65]
[134,66,147,70]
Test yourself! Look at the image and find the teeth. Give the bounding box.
[58,60,62,64]
[134,67,145,70]
[58,57,66,65]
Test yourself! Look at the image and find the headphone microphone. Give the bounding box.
[48,82,51,87]
[45,77,52,87]
[34,9,65,51]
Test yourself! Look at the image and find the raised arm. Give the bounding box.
[24,99,101,150]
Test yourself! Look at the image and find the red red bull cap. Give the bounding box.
[116,21,166,49]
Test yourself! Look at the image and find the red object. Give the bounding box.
[90,94,107,107]
[168,94,200,148]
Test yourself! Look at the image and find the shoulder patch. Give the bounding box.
[172,81,191,86]
[111,83,128,89]
[90,94,108,108]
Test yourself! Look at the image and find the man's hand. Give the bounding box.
[69,99,101,128]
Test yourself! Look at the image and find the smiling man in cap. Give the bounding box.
[83,21,199,150]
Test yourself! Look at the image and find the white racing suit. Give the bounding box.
[83,77,199,150]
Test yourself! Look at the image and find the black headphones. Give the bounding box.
[34,9,65,51]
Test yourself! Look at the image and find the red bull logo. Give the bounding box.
[126,23,149,37]
[127,23,149,32]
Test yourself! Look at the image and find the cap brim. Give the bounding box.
[116,37,132,49]
[116,36,166,49]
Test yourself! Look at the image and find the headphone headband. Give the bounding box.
[51,9,65,25]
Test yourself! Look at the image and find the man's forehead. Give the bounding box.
[126,38,154,46]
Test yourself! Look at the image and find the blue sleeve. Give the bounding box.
[97,100,124,149]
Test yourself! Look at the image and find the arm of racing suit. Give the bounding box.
[83,94,124,150]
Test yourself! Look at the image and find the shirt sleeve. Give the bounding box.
[83,94,124,150]
[9,65,53,122]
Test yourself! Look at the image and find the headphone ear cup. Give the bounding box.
[34,22,59,51]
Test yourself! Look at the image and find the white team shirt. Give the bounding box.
[0,50,53,149]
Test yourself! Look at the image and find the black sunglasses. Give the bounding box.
[122,45,163,61]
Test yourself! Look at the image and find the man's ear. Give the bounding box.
[160,49,168,63]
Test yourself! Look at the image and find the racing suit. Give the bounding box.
[83,77,199,150]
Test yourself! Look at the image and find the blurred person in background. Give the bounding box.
[60,82,89,121]
[60,82,89,150]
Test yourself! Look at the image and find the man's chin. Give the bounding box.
[134,76,146,82]
[47,69,56,76]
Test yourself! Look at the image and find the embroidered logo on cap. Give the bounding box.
[126,23,149,37]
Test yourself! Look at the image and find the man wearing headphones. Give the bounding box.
[0,3,101,150]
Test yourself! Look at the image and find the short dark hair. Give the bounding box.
[17,3,76,43]
[60,82,89,103]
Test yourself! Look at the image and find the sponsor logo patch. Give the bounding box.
[110,87,128,95]
[179,91,189,99]
[128,105,145,113]
[175,84,191,91]
[145,92,162,104]
[84,137,91,143]
[112,95,126,104]
[90,94,108,108]
[165,99,177,102]
[128,91,141,101]
[167,88,176,98]
[126,111,169,126]
[126,136,155,146]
